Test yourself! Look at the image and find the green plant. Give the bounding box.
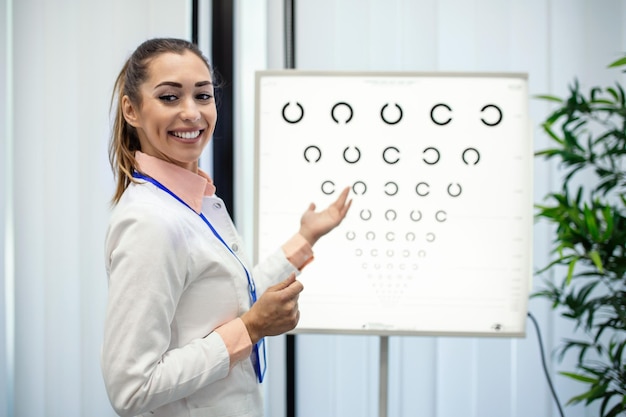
[533,57,626,417]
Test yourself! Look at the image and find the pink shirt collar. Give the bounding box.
[135,151,216,213]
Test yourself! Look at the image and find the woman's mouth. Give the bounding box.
[170,130,204,141]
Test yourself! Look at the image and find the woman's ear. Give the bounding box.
[121,95,140,128]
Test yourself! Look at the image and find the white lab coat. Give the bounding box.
[102,180,298,417]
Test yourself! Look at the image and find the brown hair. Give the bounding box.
[108,38,212,204]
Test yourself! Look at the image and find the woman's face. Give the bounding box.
[123,50,217,172]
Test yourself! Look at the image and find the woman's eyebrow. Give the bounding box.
[154,80,213,89]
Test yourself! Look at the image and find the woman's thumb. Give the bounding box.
[268,273,297,292]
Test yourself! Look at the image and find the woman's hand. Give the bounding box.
[299,186,352,246]
[241,274,303,344]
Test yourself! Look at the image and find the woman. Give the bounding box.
[102,38,351,417]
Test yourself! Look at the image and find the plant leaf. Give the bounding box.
[566,256,579,285]
[560,371,598,383]
[588,250,604,273]
[607,56,626,68]
[535,94,563,103]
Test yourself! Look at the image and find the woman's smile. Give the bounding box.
[170,129,205,142]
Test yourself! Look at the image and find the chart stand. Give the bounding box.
[379,336,389,417]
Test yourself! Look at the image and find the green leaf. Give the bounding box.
[566,256,579,285]
[583,204,600,239]
[606,87,619,101]
[615,82,626,106]
[535,94,563,103]
[588,250,604,273]
[607,56,626,68]
[588,98,614,105]
[560,371,598,383]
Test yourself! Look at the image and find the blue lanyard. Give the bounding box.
[132,171,266,382]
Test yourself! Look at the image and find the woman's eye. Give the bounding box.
[196,93,213,101]
[159,94,178,102]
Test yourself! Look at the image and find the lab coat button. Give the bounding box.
[213,202,222,209]
[232,243,239,252]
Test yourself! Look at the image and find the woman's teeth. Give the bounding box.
[172,130,201,140]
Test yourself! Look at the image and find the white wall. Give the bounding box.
[234,1,626,417]
[2,1,191,415]
[1,0,10,415]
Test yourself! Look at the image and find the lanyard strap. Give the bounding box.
[132,172,257,303]
[132,171,267,382]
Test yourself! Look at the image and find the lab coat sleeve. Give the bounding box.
[102,202,230,416]
[251,233,313,295]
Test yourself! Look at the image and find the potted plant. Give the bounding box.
[533,57,626,416]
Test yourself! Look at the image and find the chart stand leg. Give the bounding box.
[379,335,389,417]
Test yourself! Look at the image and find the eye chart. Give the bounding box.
[254,71,531,337]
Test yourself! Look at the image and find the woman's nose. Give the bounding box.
[181,99,201,122]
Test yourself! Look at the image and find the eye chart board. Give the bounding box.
[254,71,532,338]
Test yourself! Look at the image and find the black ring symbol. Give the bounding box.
[370,249,378,257]
[462,147,480,165]
[346,231,356,240]
[343,146,361,164]
[385,209,397,221]
[352,181,367,195]
[405,232,416,241]
[480,104,502,126]
[415,182,430,196]
[426,233,436,242]
[366,231,376,241]
[384,181,399,196]
[430,103,452,126]
[380,103,403,125]
[382,146,400,164]
[435,210,447,222]
[321,180,336,195]
[359,209,372,221]
[447,183,462,197]
[282,102,304,124]
[418,250,426,258]
[303,145,322,163]
[403,250,410,257]
[386,250,394,257]
[422,147,441,165]
[386,232,396,242]
[355,248,363,256]
[410,210,422,221]
[331,102,354,124]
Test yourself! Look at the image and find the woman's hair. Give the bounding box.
[109,38,212,204]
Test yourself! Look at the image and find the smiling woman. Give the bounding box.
[101,38,351,417]
[120,50,216,173]
[108,39,218,202]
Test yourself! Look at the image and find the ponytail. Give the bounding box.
[109,60,141,204]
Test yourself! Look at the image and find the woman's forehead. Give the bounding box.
[146,51,212,84]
